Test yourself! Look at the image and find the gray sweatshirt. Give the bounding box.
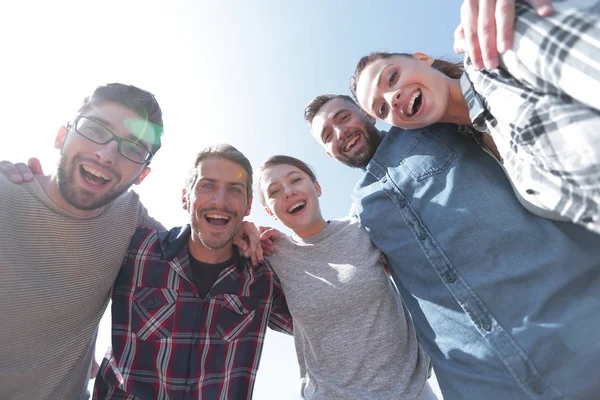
[267,218,430,400]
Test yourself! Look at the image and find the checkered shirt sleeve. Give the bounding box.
[462,0,600,234]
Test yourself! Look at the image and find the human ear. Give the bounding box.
[314,180,322,197]
[264,206,277,220]
[54,126,68,150]
[245,196,253,217]
[413,52,435,66]
[181,188,189,210]
[134,167,151,185]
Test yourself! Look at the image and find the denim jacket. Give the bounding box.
[351,124,600,400]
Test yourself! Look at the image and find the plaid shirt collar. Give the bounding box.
[156,223,244,272]
[460,72,489,133]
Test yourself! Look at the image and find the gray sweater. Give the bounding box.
[0,175,163,399]
[267,218,429,400]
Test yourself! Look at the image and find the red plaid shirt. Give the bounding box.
[94,225,293,400]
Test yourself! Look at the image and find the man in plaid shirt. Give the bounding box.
[460,0,600,233]
[93,144,293,399]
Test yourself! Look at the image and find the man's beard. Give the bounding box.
[336,122,381,169]
[190,208,243,251]
[57,156,131,210]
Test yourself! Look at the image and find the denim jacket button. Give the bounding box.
[481,322,492,332]
[447,274,456,283]
[418,232,426,240]
[398,199,406,208]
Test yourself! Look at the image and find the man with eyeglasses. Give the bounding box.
[0,83,165,400]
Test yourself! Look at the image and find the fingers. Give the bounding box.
[238,221,263,266]
[461,0,484,69]
[453,24,467,54]
[478,0,500,68]
[28,157,44,175]
[0,161,34,183]
[525,0,553,16]
[495,0,515,55]
[259,228,281,257]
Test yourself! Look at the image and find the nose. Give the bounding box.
[94,140,119,165]
[383,90,402,111]
[283,184,296,199]
[210,186,229,207]
[333,125,348,140]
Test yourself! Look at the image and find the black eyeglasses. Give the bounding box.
[71,116,153,164]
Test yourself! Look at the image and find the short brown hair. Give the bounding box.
[350,52,463,100]
[304,94,357,126]
[184,144,253,201]
[257,155,317,206]
[79,83,164,154]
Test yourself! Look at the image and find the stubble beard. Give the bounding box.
[191,210,243,251]
[57,156,130,211]
[337,123,382,169]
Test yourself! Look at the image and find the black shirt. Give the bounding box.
[189,254,234,299]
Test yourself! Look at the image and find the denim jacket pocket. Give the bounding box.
[131,287,177,341]
[399,128,457,182]
[213,293,258,342]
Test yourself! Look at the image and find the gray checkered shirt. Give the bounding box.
[461,0,600,234]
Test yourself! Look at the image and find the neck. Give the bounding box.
[39,173,104,218]
[294,216,329,238]
[439,78,472,126]
[188,237,234,264]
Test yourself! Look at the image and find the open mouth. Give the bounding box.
[343,133,361,153]
[405,89,423,117]
[287,201,306,214]
[80,165,111,186]
[205,213,231,227]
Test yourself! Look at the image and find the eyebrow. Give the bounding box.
[265,170,300,192]
[201,177,246,187]
[320,109,347,141]
[370,63,392,113]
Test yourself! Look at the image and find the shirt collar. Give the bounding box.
[156,224,246,272]
[460,65,488,131]
[157,224,191,261]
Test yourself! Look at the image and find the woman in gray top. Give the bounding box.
[257,155,437,400]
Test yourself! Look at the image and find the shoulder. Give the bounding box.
[331,217,370,238]
[128,226,162,250]
[110,189,142,210]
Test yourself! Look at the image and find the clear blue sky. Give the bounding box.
[1,0,462,398]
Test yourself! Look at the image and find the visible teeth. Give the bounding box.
[344,135,359,152]
[82,165,110,180]
[407,90,421,116]
[287,201,305,213]
[206,214,230,220]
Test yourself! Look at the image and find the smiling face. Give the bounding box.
[183,156,251,252]
[309,97,381,169]
[354,54,451,129]
[55,101,153,210]
[261,163,326,238]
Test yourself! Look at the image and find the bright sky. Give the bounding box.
[1,0,461,398]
